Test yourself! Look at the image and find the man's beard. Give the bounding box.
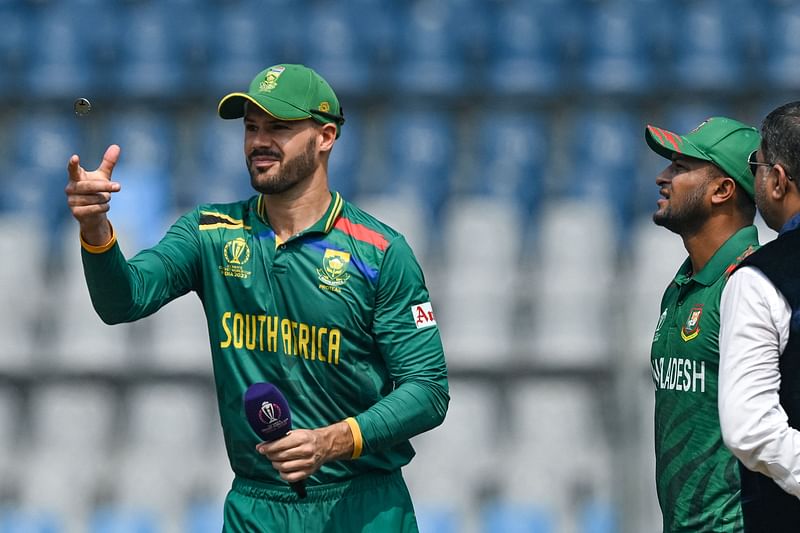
[652,182,709,236]
[248,138,317,195]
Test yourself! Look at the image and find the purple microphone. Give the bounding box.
[244,382,307,499]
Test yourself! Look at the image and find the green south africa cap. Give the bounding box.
[217,64,345,138]
[645,116,761,199]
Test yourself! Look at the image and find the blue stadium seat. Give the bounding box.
[103,110,176,248]
[112,4,186,98]
[415,506,460,533]
[480,503,554,533]
[89,507,158,533]
[472,109,550,221]
[669,1,747,92]
[342,0,399,75]
[486,1,568,97]
[186,114,252,208]
[763,3,800,90]
[580,501,618,533]
[205,2,273,97]
[304,5,373,98]
[0,509,61,533]
[390,2,467,97]
[328,109,363,201]
[383,107,456,223]
[185,502,224,533]
[0,7,28,97]
[565,108,640,235]
[5,110,84,229]
[578,3,657,95]
[23,6,96,98]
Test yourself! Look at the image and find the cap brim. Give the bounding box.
[217,92,313,121]
[645,125,708,162]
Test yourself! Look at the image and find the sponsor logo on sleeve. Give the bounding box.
[412,302,437,329]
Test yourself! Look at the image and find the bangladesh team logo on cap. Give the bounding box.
[259,66,286,93]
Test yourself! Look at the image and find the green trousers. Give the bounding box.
[223,470,419,533]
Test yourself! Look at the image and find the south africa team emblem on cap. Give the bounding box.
[259,66,286,93]
[681,304,703,342]
[318,249,351,290]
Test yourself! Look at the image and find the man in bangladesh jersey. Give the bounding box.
[64,64,449,533]
[645,116,760,532]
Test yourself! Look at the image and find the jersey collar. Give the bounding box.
[675,225,758,287]
[255,191,344,236]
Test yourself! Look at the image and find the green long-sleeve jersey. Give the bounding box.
[80,191,450,485]
[650,225,757,532]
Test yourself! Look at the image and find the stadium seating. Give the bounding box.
[104,108,176,250]
[112,3,188,98]
[471,109,550,229]
[327,109,363,201]
[437,197,522,367]
[564,107,641,237]
[2,0,793,530]
[0,7,27,97]
[381,106,456,226]
[578,2,656,96]
[22,6,96,99]
[528,199,616,366]
[390,1,467,97]
[624,216,688,363]
[763,3,800,90]
[486,1,568,97]
[148,292,212,373]
[0,215,46,370]
[405,380,499,531]
[204,2,275,97]
[304,5,374,98]
[20,383,117,532]
[669,1,746,93]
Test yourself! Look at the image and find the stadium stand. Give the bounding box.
[1,0,793,530]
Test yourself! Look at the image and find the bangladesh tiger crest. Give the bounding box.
[318,249,351,291]
[681,304,703,342]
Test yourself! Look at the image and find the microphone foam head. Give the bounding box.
[244,382,292,441]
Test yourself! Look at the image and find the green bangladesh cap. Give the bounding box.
[218,64,345,138]
[645,116,761,199]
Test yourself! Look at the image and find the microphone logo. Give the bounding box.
[258,401,281,425]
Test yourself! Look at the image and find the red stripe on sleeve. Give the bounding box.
[334,218,389,251]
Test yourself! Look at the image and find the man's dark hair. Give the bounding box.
[761,101,800,180]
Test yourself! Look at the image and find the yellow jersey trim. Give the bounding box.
[80,224,117,254]
[199,211,250,231]
[324,192,343,233]
[344,417,363,459]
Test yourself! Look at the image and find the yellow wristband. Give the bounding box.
[344,417,363,459]
[80,223,117,254]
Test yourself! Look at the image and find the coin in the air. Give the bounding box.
[73,98,92,116]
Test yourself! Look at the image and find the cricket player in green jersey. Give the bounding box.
[645,117,760,532]
[64,64,449,532]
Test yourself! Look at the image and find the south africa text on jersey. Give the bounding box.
[220,312,341,365]
[651,357,706,393]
